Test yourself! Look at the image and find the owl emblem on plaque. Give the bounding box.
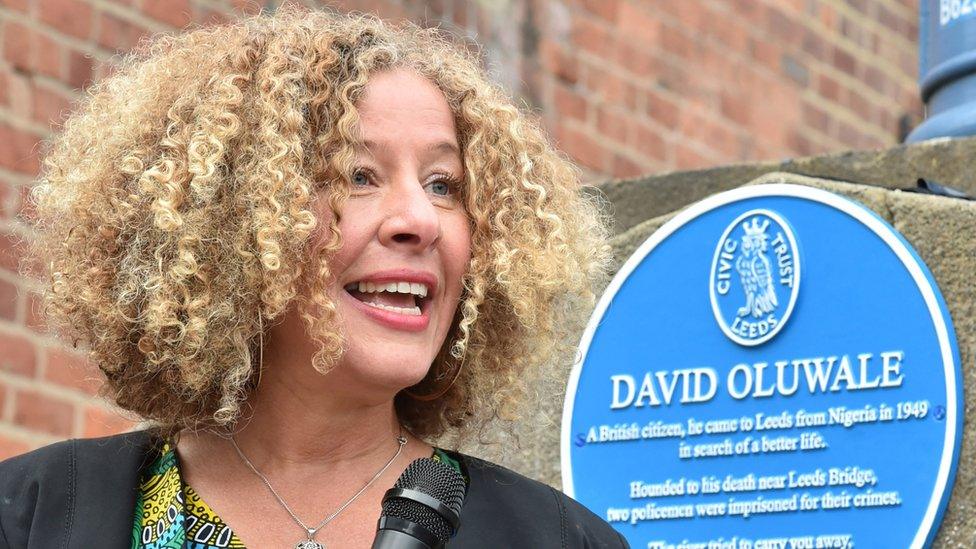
[709,209,800,346]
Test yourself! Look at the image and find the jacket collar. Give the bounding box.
[66,430,156,548]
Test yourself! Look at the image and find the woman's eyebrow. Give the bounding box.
[356,139,460,157]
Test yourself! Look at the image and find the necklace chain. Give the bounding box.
[230,432,407,542]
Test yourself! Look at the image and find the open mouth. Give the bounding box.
[343,280,431,316]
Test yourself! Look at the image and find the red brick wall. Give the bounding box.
[0,0,922,457]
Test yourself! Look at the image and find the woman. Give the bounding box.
[0,6,622,548]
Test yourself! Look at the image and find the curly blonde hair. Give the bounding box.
[27,5,611,440]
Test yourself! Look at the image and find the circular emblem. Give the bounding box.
[709,208,800,346]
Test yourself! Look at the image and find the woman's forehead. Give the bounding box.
[355,69,460,158]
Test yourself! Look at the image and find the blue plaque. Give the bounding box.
[562,184,962,549]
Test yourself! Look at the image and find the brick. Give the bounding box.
[749,36,779,69]
[765,6,800,46]
[572,17,612,58]
[97,12,152,51]
[44,345,101,395]
[556,125,610,173]
[817,73,842,102]
[802,28,826,59]
[587,66,635,109]
[707,122,743,158]
[0,70,7,106]
[540,40,578,84]
[658,23,695,60]
[802,102,830,134]
[552,83,586,121]
[38,0,93,40]
[655,0,706,27]
[5,71,30,115]
[632,122,667,162]
[597,107,630,143]
[31,82,73,128]
[34,31,63,80]
[615,43,657,78]
[787,129,815,157]
[0,330,37,377]
[720,91,751,126]
[67,49,95,90]
[833,46,857,76]
[675,143,710,170]
[611,153,644,179]
[702,10,748,51]
[0,277,18,321]
[617,1,659,47]
[452,0,468,28]
[0,0,29,12]
[13,388,75,437]
[0,434,30,461]
[82,404,134,438]
[644,90,679,130]
[3,21,31,73]
[579,0,619,22]
[0,123,40,173]
[864,65,891,95]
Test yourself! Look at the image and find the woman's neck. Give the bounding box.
[228,374,405,469]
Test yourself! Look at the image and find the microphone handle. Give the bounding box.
[371,529,439,549]
[371,516,443,549]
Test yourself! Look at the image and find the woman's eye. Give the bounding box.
[429,180,452,196]
[352,170,370,186]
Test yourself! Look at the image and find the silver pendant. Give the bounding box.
[295,540,325,549]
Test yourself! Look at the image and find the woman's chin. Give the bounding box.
[335,350,432,394]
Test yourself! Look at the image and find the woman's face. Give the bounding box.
[316,69,471,395]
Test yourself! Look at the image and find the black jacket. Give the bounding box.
[0,431,628,548]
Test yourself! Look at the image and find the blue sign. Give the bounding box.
[562,184,962,549]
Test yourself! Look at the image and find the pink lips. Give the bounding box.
[344,269,437,332]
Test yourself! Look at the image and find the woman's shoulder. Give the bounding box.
[0,431,157,548]
[446,451,629,548]
[0,430,153,476]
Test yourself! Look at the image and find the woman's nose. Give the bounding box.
[377,180,440,251]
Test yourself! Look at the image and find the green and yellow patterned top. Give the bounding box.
[132,443,465,549]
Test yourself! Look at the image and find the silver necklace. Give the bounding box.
[230,433,407,549]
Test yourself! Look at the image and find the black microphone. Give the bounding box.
[372,457,467,549]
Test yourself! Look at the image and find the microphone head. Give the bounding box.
[381,457,467,543]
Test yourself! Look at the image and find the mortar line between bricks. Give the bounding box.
[0,10,115,64]
[0,166,35,186]
[0,369,107,407]
[0,268,44,294]
[0,107,56,138]
[0,421,61,446]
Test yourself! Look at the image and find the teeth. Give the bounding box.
[351,280,429,297]
[362,301,422,316]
